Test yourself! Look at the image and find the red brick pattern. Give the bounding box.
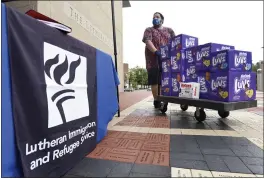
[119,91,152,111]
[127,140,144,150]
[247,107,264,112]
[115,115,170,128]
[135,151,155,164]
[141,141,170,152]
[104,148,139,163]
[86,131,170,166]
[87,147,110,159]
[146,133,170,143]
[152,152,170,166]
[104,130,126,139]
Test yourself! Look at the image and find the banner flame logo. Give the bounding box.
[44,54,81,85]
[44,54,81,124]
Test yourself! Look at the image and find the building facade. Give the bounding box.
[123,63,129,88]
[257,60,263,91]
[5,0,130,92]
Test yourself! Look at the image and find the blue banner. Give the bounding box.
[7,6,97,177]
[1,4,119,177]
[1,4,23,177]
[96,50,120,142]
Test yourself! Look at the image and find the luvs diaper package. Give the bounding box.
[171,72,182,97]
[210,72,256,102]
[210,50,252,72]
[170,34,198,51]
[197,72,211,99]
[196,43,235,71]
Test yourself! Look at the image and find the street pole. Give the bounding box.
[110,0,120,117]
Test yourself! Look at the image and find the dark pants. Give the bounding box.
[147,67,160,85]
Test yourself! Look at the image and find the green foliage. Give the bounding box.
[127,66,148,88]
[252,62,261,72]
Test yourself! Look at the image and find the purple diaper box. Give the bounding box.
[210,72,256,102]
[171,72,182,97]
[199,56,211,72]
[171,50,184,73]
[160,44,170,60]
[161,73,171,88]
[210,50,252,72]
[161,72,171,96]
[181,63,197,82]
[183,46,197,64]
[170,34,198,52]
[196,43,235,71]
[197,72,211,99]
[161,59,171,73]
[161,87,171,96]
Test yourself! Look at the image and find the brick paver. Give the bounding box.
[65,91,264,178]
[86,130,170,167]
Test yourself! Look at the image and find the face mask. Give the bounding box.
[152,18,161,26]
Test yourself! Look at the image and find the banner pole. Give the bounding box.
[111,0,120,117]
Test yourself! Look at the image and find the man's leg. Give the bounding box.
[147,68,161,108]
[151,84,158,100]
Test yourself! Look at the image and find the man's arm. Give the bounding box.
[145,40,157,53]
[142,28,158,53]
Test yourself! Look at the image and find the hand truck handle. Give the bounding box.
[157,55,161,96]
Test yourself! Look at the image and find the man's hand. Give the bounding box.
[155,50,161,57]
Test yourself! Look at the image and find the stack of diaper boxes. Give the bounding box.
[160,45,171,96]
[160,34,256,102]
[197,47,256,102]
[160,34,198,96]
[195,43,235,99]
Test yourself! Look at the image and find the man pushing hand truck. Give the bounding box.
[142,12,175,109]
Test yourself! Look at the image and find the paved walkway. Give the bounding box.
[65,91,263,178]
[119,90,152,111]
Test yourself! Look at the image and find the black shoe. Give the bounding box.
[160,102,168,114]
[154,100,161,108]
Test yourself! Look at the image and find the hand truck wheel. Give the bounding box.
[180,104,188,111]
[194,108,206,122]
[218,110,230,118]
[160,102,168,114]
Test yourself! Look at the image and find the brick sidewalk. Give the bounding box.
[65,93,263,178]
[119,90,152,111]
[247,91,263,116]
